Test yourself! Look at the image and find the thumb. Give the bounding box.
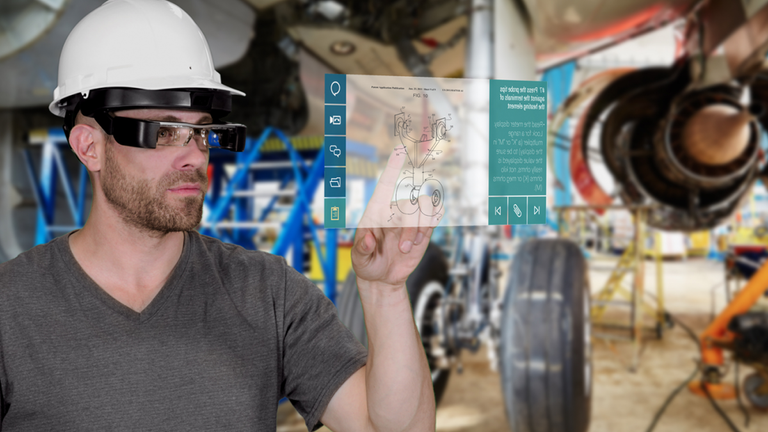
[356,230,375,255]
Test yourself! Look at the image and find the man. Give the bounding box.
[0,0,439,430]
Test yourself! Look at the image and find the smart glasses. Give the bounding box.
[61,88,247,151]
[93,113,247,152]
[154,121,245,151]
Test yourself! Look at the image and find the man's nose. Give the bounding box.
[175,137,208,170]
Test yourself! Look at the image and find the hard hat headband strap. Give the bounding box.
[77,88,232,118]
[60,87,235,141]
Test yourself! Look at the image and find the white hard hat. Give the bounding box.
[49,0,244,118]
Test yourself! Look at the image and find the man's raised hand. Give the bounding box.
[351,145,444,290]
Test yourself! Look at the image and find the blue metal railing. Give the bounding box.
[23,128,89,245]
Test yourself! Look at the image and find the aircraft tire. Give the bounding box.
[500,239,592,432]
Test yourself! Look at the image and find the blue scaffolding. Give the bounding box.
[199,127,340,301]
[24,128,89,245]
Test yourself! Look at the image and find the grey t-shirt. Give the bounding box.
[0,231,367,431]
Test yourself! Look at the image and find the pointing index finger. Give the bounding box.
[369,145,407,207]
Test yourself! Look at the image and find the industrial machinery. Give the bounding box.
[691,248,768,410]
[553,1,768,418]
[575,60,767,231]
[559,3,768,232]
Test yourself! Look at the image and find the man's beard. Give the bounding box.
[101,141,208,234]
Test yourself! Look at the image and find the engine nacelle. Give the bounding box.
[582,61,767,231]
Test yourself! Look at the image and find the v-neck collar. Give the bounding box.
[57,230,192,323]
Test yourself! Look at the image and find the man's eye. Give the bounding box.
[157,127,176,144]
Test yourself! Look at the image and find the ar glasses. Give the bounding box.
[93,112,246,152]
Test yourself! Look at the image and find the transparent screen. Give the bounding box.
[323,74,548,229]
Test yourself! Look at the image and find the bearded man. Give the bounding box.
[0,1,438,431]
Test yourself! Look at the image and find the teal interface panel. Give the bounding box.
[323,74,547,229]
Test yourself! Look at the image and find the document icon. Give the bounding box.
[331,206,339,221]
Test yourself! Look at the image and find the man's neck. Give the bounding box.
[69,207,186,313]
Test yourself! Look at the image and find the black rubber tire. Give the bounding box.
[500,239,592,432]
[337,242,451,405]
[744,373,768,410]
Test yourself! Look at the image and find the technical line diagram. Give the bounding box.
[391,108,453,220]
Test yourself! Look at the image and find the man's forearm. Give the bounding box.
[357,278,436,431]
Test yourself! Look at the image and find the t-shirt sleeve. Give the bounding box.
[0,324,6,428]
[280,260,368,431]
[0,392,6,428]
[0,355,6,428]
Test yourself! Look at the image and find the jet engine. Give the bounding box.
[579,60,768,230]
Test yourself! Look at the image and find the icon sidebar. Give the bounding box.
[324,73,346,229]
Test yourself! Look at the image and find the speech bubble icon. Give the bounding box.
[330,81,341,97]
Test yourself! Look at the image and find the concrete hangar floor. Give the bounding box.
[277,256,768,432]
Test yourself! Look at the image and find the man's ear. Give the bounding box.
[68,124,103,173]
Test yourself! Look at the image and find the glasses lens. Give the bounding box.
[187,129,210,150]
[157,126,191,146]
[152,122,243,151]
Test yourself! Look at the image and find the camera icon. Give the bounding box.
[330,115,341,126]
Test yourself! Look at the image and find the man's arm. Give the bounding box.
[320,146,439,431]
[320,279,435,431]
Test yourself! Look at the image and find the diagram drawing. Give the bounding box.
[392,109,453,219]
